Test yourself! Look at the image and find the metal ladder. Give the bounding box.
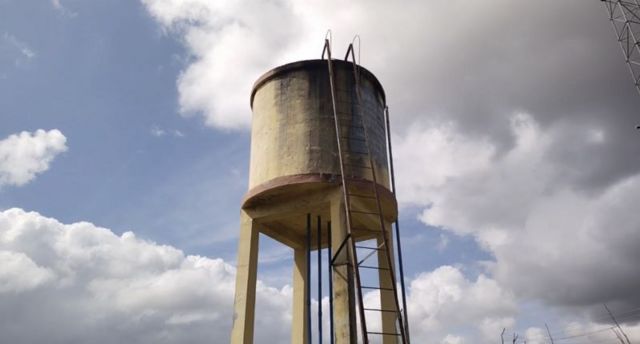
[322,38,409,344]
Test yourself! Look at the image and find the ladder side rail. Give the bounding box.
[322,38,370,344]
[384,106,411,343]
[345,44,408,344]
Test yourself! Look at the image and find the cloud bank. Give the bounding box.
[395,112,640,315]
[0,208,291,344]
[0,208,529,343]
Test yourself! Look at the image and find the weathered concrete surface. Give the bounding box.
[329,189,357,344]
[378,223,401,344]
[230,210,259,344]
[249,59,389,190]
[291,248,309,343]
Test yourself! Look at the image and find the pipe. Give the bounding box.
[317,216,323,344]
[328,221,334,344]
[385,106,410,341]
[306,214,312,344]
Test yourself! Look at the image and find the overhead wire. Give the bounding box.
[504,307,640,344]
[518,307,640,342]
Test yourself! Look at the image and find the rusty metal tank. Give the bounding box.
[243,59,395,241]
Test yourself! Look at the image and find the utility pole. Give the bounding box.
[501,328,506,344]
[604,303,633,344]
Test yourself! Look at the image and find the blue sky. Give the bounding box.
[2,1,640,343]
[1,0,246,258]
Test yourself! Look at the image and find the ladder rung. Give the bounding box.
[367,331,401,336]
[357,245,384,265]
[359,265,390,270]
[364,308,398,313]
[361,286,394,291]
[355,245,383,250]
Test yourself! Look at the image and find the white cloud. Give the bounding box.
[150,125,185,138]
[522,327,545,344]
[395,112,640,311]
[413,113,554,238]
[139,0,636,139]
[394,122,495,207]
[0,208,291,343]
[0,251,55,293]
[142,0,306,129]
[0,207,534,344]
[1,32,36,65]
[150,125,166,137]
[441,334,465,344]
[407,265,517,343]
[51,0,78,17]
[0,129,67,188]
[142,0,529,130]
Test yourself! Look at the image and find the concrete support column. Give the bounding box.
[231,210,260,344]
[330,191,357,344]
[378,221,399,344]
[291,247,309,344]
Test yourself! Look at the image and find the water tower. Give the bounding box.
[230,40,410,344]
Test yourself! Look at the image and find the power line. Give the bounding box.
[605,304,632,344]
[522,307,640,341]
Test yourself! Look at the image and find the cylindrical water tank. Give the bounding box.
[246,59,390,202]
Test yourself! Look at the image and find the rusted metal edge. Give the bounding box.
[249,59,386,109]
[242,173,396,209]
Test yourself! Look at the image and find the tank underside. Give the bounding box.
[242,173,397,249]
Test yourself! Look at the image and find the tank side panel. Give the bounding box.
[249,63,389,190]
[249,68,339,189]
[333,65,389,187]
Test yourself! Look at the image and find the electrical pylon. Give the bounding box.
[602,0,640,97]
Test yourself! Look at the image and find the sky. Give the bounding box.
[1,0,640,343]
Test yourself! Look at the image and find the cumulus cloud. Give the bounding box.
[407,266,517,343]
[396,112,640,317]
[0,207,535,343]
[142,0,308,129]
[0,251,55,293]
[0,208,290,344]
[0,129,67,188]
